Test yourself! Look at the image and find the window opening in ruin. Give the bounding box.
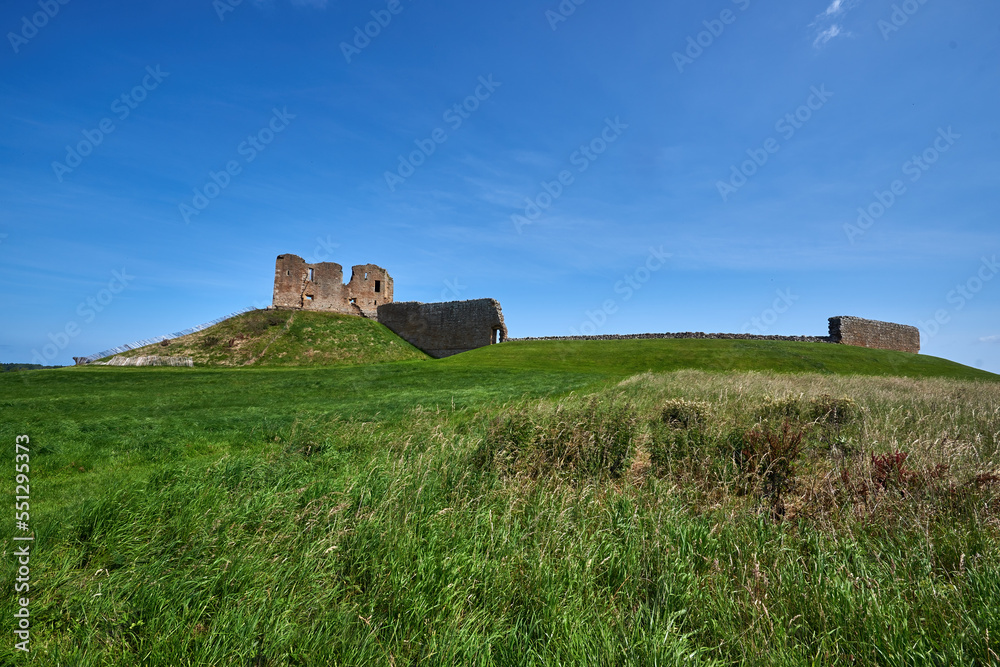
[349,298,356,305]
[308,268,314,281]
[375,280,381,293]
[305,295,314,302]
[364,272,368,280]
[492,328,501,344]
[286,270,290,276]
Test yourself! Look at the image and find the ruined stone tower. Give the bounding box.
[270,254,508,358]
[272,254,392,318]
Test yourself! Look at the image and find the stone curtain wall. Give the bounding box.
[828,316,920,354]
[512,332,831,343]
[513,318,920,354]
[272,254,393,318]
[377,299,507,358]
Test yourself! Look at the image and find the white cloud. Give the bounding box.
[824,0,846,16]
[811,0,859,47]
[979,335,1000,344]
[813,24,842,46]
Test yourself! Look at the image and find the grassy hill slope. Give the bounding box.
[453,338,998,381]
[97,307,995,382]
[99,309,429,367]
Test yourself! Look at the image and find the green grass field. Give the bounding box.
[2,337,998,665]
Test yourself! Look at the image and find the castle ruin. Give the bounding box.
[72,258,923,365]
[272,254,392,319]
[271,254,919,359]
[271,254,506,358]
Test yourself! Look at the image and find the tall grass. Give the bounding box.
[2,370,999,664]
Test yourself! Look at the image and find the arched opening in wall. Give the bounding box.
[492,327,502,344]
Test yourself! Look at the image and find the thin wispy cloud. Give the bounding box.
[980,335,1000,344]
[814,25,843,46]
[824,0,847,16]
[811,0,859,47]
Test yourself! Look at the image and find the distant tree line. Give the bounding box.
[1,363,62,372]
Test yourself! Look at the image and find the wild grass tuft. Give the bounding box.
[474,397,637,480]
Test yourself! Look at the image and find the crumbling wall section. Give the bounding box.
[272,254,392,317]
[829,316,920,353]
[346,264,393,319]
[376,299,507,358]
[273,254,310,309]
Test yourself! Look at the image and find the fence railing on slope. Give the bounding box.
[94,356,195,367]
[80,306,261,363]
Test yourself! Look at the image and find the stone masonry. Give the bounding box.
[512,316,920,354]
[270,255,918,358]
[376,299,508,358]
[828,316,920,354]
[272,254,392,319]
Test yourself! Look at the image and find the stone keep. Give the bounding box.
[376,299,508,358]
[271,255,506,358]
[272,254,392,319]
[828,316,920,354]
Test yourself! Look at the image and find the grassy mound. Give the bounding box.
[98,309,429,367]
[96,311,995,381]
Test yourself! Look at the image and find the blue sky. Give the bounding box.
[1,0,998,371]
